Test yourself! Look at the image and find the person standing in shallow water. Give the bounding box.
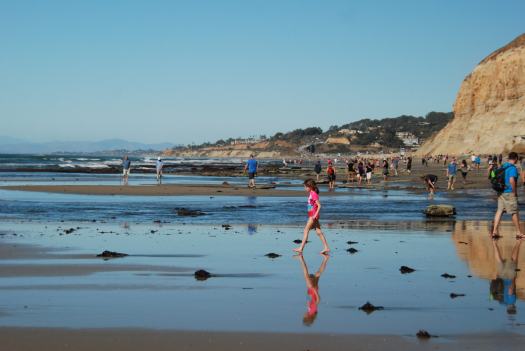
[326,161,336,190]
[460,159,470,184]
[244,154,258,188]
[406,156,412,175]
[122,155,131,185]
[492,152,524,239]
[293,179,330,254]
[446,158,457,190]
[314,160,322,182]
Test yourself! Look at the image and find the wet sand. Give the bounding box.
[0,184,309,197]
[2,327,524,351]
[0,161,512,196]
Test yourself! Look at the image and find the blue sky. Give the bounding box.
[1,0,523,144]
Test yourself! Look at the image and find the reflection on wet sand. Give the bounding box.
[295,254,329,326]
[452,221,524,300]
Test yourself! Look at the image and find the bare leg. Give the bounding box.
[492,210,503,236]
[511,213,524,237]
[294,220,313,253]
[315,226,330,254]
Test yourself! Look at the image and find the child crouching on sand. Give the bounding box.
[294,179,330,255]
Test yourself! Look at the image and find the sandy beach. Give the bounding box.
[2,327,525,351]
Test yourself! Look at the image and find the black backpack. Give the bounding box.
[489,164,514,193]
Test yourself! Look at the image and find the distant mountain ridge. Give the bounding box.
[0,137,173,154]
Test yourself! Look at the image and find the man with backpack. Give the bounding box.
[491,152,524,239]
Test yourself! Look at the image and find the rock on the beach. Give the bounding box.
[346,248,358,254]
[424,205,456,217]
[96,250,128,258]
[347,241,358,245]
[400,266,416,274]
[441,273,456,279]
[450,293,465,299]
[416,330,434,339]
[194,269,212,281]
[265,252,281,259]
[222,224,232,230]
[175,208,206,217]
[358,302,384,314]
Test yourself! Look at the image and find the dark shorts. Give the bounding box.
[248,172,256,179]
[328,174,336,181]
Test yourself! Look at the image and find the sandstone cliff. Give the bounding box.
[418,33,525,155]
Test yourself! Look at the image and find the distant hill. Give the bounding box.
[167,111,453,158]
[0,138,173,154]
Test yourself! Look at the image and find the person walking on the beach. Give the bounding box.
[357,161,365,186]
[293,179,330,254]
[406,156,412,175]
[156,157,164,184]
[393,157,399,176]
[122,155,131,185]
[326,161,336,190]
[314,160,322,182]
[244,154,258,188]
[365,162,373,186]
[295,253,329,326]
[382,159,389,181]
[490,237,522,315]
[460,159,470,184]
[446,158,457,190]
[346,159,356,184]
[492,152,524,239]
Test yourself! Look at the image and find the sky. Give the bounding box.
[0,0,524,145]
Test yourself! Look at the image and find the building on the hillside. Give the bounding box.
[396,132,419,146]
[230,137,263,145]
[338,128,362,135]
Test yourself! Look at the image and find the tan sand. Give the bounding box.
[2,327,524,351]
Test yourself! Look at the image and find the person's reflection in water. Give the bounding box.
[490,237,522,315]
[247,224,257,235]
[295,254,329,326]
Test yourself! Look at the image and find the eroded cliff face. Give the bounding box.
[418,34,525,155]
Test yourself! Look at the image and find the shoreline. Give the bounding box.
[0,184,313,197]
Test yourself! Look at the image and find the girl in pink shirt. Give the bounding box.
[294,179,330,254]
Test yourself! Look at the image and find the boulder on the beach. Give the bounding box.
[222,224,232,230]
[96,250,128,258]
[346,248,358,254]
[265,252,281,259]
[194,269,212,281]
[400,266,416,274]
[175,208,206,217]
[424,205,456,217]
[416,330,434,339]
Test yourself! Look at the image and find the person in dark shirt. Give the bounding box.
[314,160,322,182]
[421,174,438,195]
